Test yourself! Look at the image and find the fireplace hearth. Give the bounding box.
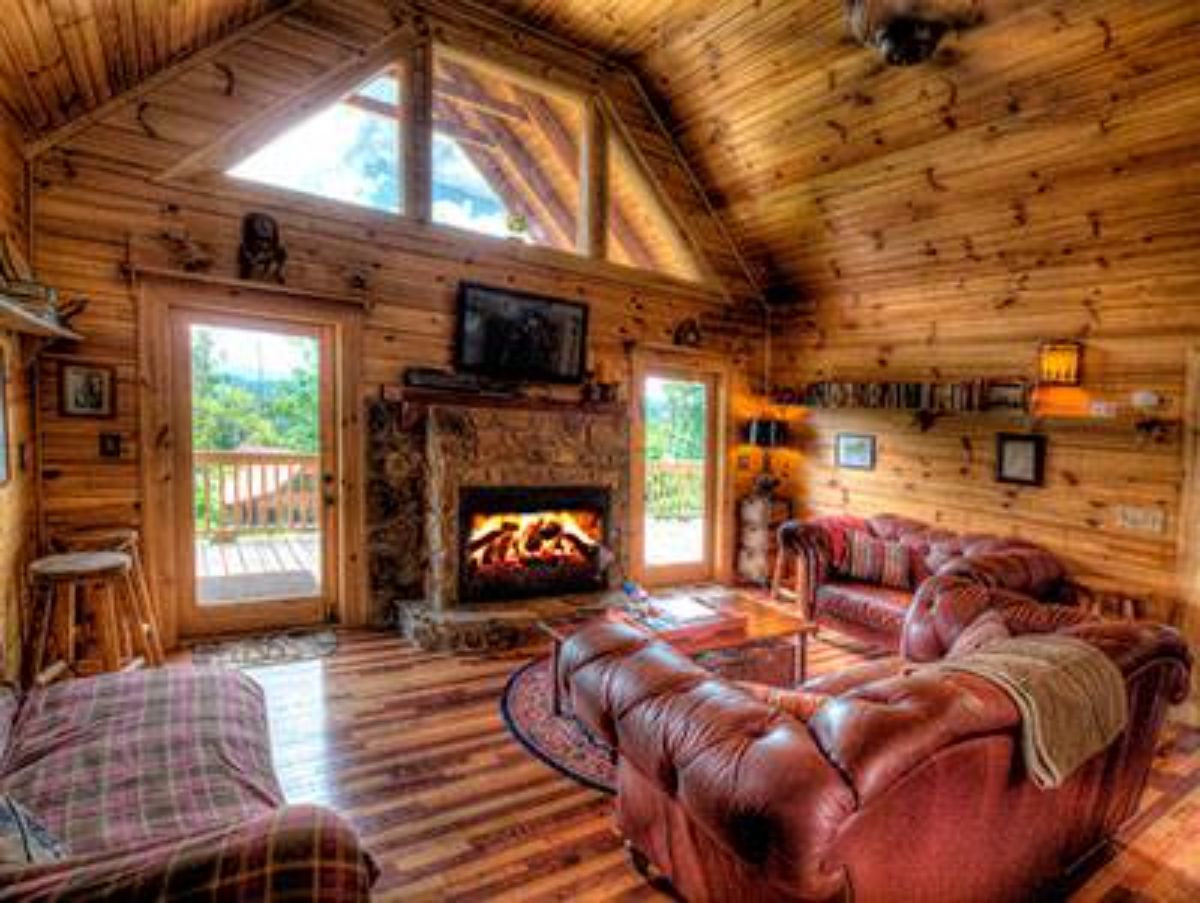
[459,486,610,603]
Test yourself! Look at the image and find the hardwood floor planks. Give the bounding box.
[232,630,1199,902]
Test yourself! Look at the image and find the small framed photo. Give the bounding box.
[60,363,117,418]
[836,433,876,471]
[996,433,1046,486]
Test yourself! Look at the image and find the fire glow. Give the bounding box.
[466,510,602,571]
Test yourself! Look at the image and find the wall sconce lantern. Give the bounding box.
[1038,341,1083,387]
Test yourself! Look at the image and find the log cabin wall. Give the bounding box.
[24,0,764,639]
[0,108,33,679]
[765,2,1198,627]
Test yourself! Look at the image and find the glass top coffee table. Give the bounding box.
[540,588,817,716]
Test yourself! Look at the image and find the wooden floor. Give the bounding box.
[240,631,1200,902]
[195,532,320,603]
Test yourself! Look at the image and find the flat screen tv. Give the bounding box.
[455,282,589,384]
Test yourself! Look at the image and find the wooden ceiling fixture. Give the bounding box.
[845,0,982,65]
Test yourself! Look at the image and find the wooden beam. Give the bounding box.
[579,95,609,259]
[431,116,495,150]
[24,0,313,160]
[405,39,433,223]
[433,77,528,123]
[156,26,419,183]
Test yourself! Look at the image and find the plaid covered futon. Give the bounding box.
[0,668,377,901]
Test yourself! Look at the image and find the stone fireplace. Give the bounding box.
[458,485,611,604]
[426,403,629,612]
[367,395,629,650]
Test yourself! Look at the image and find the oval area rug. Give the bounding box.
[500,658,616,794]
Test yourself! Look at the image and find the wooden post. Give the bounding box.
[578,96,609,259]
[406,39,434,223]
[1180,346,1200,726]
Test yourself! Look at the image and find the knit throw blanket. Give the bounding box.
[935,635,1128,789]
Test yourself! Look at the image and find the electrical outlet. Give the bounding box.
[1115,506,1167,534]
[1089,400,1119,419]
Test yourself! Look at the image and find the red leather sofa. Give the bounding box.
[558,577,1191,903]
[777,513,1073,647]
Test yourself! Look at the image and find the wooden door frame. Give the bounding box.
[169,308,333,637]
[1180,345,1200,723]
[137,276,365,647]
[629,346,734,587]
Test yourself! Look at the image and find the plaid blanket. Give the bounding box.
[0,668,376,901]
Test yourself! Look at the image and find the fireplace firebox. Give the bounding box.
[458,486,610,603]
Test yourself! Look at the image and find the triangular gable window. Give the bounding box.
[228,71,404,214]
[606,129,702,283]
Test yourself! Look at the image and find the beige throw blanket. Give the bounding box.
[935,634,1128,789]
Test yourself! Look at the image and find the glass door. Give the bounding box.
[174,310,335,636]
[638,370,718,584]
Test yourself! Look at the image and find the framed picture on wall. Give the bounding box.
[60,363,117,418]
[996,433,1047,487]
[0,349,9,486]
[836,433,876,471]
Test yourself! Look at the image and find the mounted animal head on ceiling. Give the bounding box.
[845,0,983,65]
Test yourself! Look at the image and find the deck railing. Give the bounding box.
[645,458,706,519]
[193,450,321,538]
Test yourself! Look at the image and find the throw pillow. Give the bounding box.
[880,542,912,590]
[847,531,885,583]
[0,795,67,867]
[947,609,1012,659]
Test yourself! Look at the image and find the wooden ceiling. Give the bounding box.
[0,0,285,135]
[2,0,1195,304]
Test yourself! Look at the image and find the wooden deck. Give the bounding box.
[232,630,1200,902]
[195,532,320,603]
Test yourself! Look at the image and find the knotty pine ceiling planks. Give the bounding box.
[0,0,285,135]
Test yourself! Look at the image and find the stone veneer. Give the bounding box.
[365,398,630,649]
[425,404,630,610]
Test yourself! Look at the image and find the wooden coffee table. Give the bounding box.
[541,590,817,716]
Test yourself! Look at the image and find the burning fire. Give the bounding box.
[467,510,601,571]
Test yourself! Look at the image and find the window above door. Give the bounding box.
[222,48,703,284]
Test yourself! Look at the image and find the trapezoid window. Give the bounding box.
[228,70,404,214]
[431,50,583,250]
[607,129,703,283]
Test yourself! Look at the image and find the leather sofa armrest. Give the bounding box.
[1060,620,1193,702]
[561,623,857,898]
[807,669,1021,805]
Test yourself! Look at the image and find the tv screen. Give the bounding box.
[455,283,589,384]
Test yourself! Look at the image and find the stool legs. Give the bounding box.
[126,554,166,666]
[97,582,122,673]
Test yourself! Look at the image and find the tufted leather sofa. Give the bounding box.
[559,577,1191,903]
[777,513,1074,647]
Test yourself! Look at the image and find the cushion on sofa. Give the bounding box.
[815,582,912,639]
[845,532,911,589]
[0,667,284,857]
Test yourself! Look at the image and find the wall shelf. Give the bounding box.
[0,294,82,342]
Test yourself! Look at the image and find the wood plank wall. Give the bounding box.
[770,1,1199,630]
[0,108,33,679]
[25,0,764,637]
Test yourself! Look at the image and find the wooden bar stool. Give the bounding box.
[27,551,158,683]
[53,528,166,667]
[771,522,810,611]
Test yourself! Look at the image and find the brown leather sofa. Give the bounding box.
[777,513,1073,647]
[558,577,1191,903]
